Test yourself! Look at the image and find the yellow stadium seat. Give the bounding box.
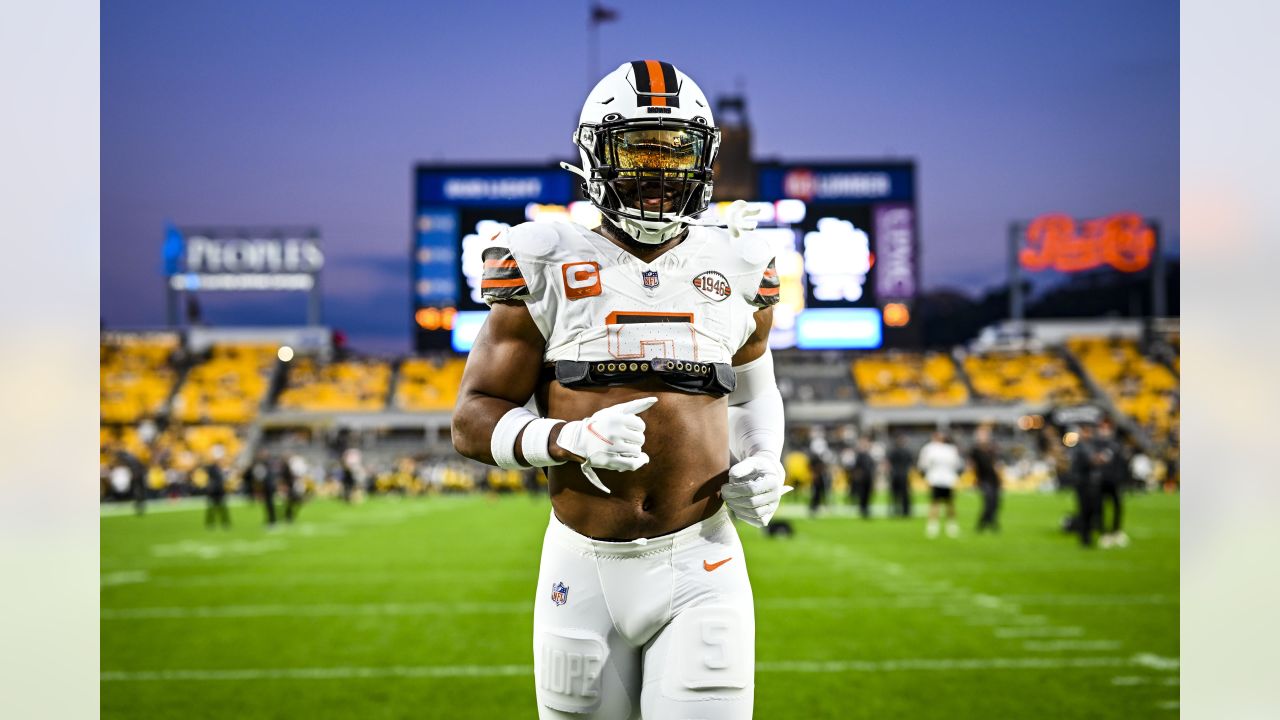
[851,352,968,407]
[277,357,392,412]
[395,358,466,411]
[1068,337,1180,435]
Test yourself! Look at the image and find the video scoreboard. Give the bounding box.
[412,162,918,352]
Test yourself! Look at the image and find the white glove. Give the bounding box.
[721,454,793,527]
[723,199,762,239]
[554,397,658,494]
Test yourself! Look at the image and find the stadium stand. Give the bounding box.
[852,352,969,407]
[394,357,465,411]
[277,356,392,411]
[99,422,245,495]
[100,424,149,465]
[160,424,244,472]
[100,323,1180,502]
[1067,336,1180,435]
[171,343,277,423]
[99,334,179,423]
[964,350,1088,405]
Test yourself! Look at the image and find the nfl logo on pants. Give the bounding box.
[642,270,659,289]
[550,582,569,606]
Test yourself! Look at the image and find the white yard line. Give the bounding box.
[100,498,249,516]
[106,595,1082,619]
[131,569,532,588]
[996,593,1175,606]
[995,626,1085,638]
[966,615,1049,626]
[102,601,531,619]
[1027,640,1122,652]
[101,665,533,681]
[101,570,150,587]
[101,497,477,518]
[100,654,1180,682]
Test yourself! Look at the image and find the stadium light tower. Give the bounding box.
[587,3,619,91]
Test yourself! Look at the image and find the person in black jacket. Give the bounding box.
[847,435,877,519]
[248,450,277,527]
[1096,420,1131,548]
[282,455,304,524]
[807,440,830,517]
[971,426,1002,533]
[204,445,231,529]
[339,448,359,504]
[1070,423,1104,547]
[887,434,914,519]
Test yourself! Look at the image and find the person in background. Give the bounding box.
[887,433,914,518]
[283,454,306,523]
[1069,423,1103,548]
[1130,448,1155,493]
[807,430,831,517]
[114,447,148,516]
[249,449,277,527]
[1164,428,1179,492]
[971,425,1003,533]
[204,444,231,529]
[1096,420,1130,548]
[241,454,257,504]
[918,430,964,538]
[847,435,877,519]
[340,447,360,503]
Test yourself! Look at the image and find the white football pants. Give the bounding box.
[532,505,755,719]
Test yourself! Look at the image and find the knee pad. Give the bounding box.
[666,605,752,694]
[536,628,609,713]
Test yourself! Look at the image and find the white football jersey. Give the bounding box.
[480,221,779,365]
[917,441,964,488]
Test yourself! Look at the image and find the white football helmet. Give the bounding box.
[562,61,721,245]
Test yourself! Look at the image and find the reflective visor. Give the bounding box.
[609,128,705,171]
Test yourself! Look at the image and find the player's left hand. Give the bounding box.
[721,454,793,527]
[723,199,761,239]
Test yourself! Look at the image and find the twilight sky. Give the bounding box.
[102,0,1178,352]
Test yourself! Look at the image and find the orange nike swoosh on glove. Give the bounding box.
[703,557,732,572]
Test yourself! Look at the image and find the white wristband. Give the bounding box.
[520,418,566,467]
[491,406,537,469]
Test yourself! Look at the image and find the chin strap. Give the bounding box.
[610,214,683,245]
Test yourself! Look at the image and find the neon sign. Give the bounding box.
[1020,212,1155,273]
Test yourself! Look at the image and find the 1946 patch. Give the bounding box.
[692,270,731,302]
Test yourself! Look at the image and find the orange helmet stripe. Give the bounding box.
[644,60,667,107]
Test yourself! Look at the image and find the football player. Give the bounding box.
[452,60,787,719]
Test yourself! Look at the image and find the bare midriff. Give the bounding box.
[536,375,728,541]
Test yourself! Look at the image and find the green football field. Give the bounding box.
[101,490,1179,718]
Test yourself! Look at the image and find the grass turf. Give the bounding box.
[101,490,1179,718]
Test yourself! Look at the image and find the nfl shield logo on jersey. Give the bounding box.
[642,270,659,289]
[551,582,569,606]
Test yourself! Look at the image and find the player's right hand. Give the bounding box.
[554,397,658,494]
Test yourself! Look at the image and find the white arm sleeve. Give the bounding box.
[726,350,785,462]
